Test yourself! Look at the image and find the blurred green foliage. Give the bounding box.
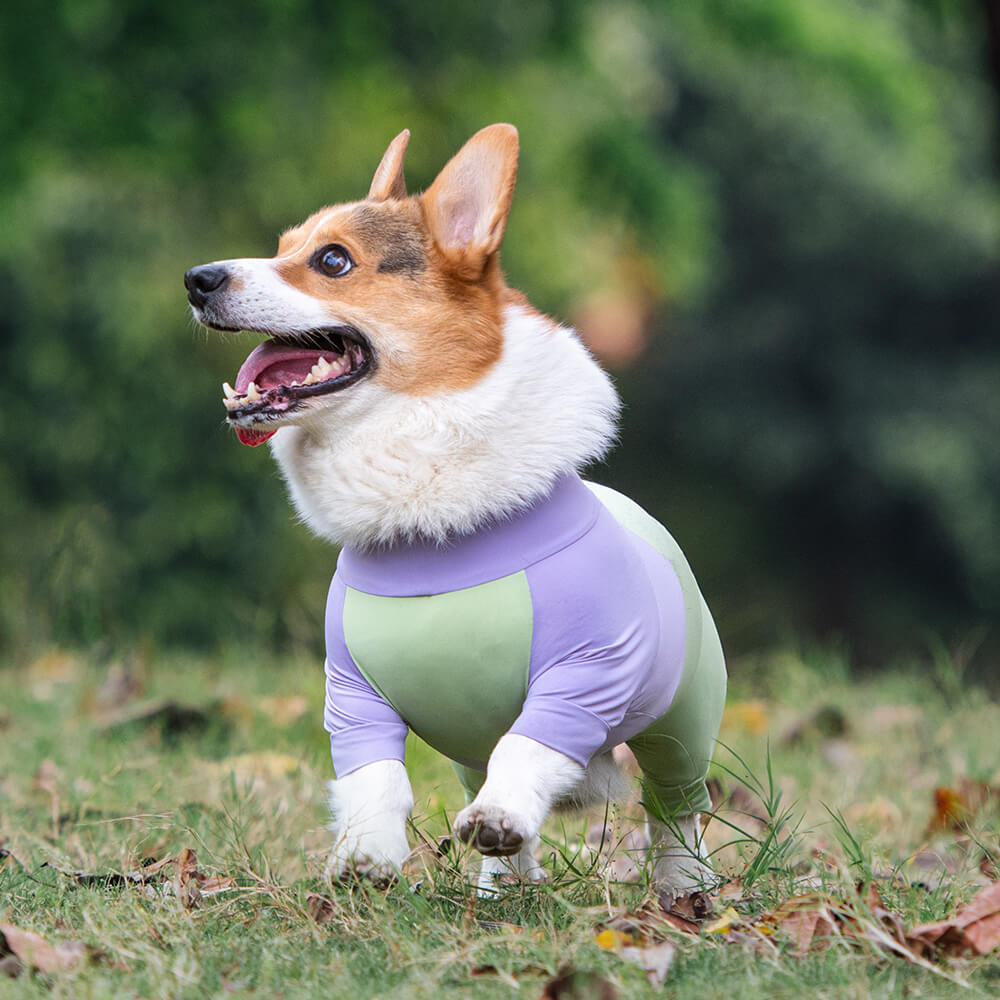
[0,0,997,663]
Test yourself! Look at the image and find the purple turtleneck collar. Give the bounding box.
[335,474,601,597]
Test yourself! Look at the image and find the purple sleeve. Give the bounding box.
[508,511,685,767]
[324,575,409,777]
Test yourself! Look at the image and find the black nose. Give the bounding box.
[184,264,229,308]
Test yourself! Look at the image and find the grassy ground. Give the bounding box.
[1,644,998,998]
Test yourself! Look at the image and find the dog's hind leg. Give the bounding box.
[646,812,718,903]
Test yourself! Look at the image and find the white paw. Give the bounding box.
[652,853,719,901]
[324,829,408,885]
[476,845,547,896]
[647,813,720,902]
[454,803,531,857]
[325,761,414,885]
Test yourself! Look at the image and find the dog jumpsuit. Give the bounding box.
[324,475,727,815]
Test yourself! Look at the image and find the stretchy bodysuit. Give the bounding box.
[324,475,727,814]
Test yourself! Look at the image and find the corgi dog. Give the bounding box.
[186,125,727,897]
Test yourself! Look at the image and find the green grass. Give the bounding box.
[1,644,998,998]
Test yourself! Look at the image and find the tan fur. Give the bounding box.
[368,129,410,201]
[273,197,504,395]
[269,127,524,397]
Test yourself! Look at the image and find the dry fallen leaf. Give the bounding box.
[594,928,633,951]
[908,880,1000,957]
[595,926,676,987]
[928,779,997,834]
[703,906,743,935]
[671,890,715,921]
[0,923,88,975]
[174,848,200,909]
[776,905,837,955]
[307,893,337,925]
[45,854,174,889]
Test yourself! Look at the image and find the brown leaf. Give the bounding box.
[928,779,998,834]
[307,893,337,925]
[930,786,972,832]
[672,890,715,920]
[777,907,837,955]
[768,894,838,954]
[45,855,173,888]
[197,874,237,896]
[174,848,200,909]
[658,910,701,935]
[908,880,1000,956]
[0,923,88,974]
[655,890,708,935]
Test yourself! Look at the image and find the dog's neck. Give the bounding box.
[269,305,621,550]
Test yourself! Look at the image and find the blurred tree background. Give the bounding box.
[1,0,997,673]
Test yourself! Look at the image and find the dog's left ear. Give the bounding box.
[422,124,519,279]
[368,129,410,201]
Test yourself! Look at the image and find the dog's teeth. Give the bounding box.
[316,357,332,376]
[223,396,241,410]
[246,381,261,402]
[303,372,318,385]
[290,379,300,387]
[222,382,237,399]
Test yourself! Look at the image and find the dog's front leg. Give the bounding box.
[325,759,414,883]
[454,734,583,862]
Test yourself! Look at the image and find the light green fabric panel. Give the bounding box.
[586,481,727,816]
[343,572,533,768]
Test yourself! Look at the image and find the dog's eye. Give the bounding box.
[312,244,354,278]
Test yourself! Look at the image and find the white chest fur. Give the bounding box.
[268,305,621,549]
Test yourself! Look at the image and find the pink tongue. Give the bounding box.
[235,427,276,447]
[235,340,332,392]
[231,340,333,448]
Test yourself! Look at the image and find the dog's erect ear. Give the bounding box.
[421,124,519,278]
[368,129,410,202]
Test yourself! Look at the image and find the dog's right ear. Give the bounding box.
[422,123,519,280]
[368,129,410,202]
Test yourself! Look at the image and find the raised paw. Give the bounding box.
[454,805,528,857]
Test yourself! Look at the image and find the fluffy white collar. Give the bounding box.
[268,304,621,549]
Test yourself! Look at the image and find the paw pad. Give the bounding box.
[457,817,524,857]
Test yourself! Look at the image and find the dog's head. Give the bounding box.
[186,125,520,445]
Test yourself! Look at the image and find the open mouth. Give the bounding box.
[221,326,375,446]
